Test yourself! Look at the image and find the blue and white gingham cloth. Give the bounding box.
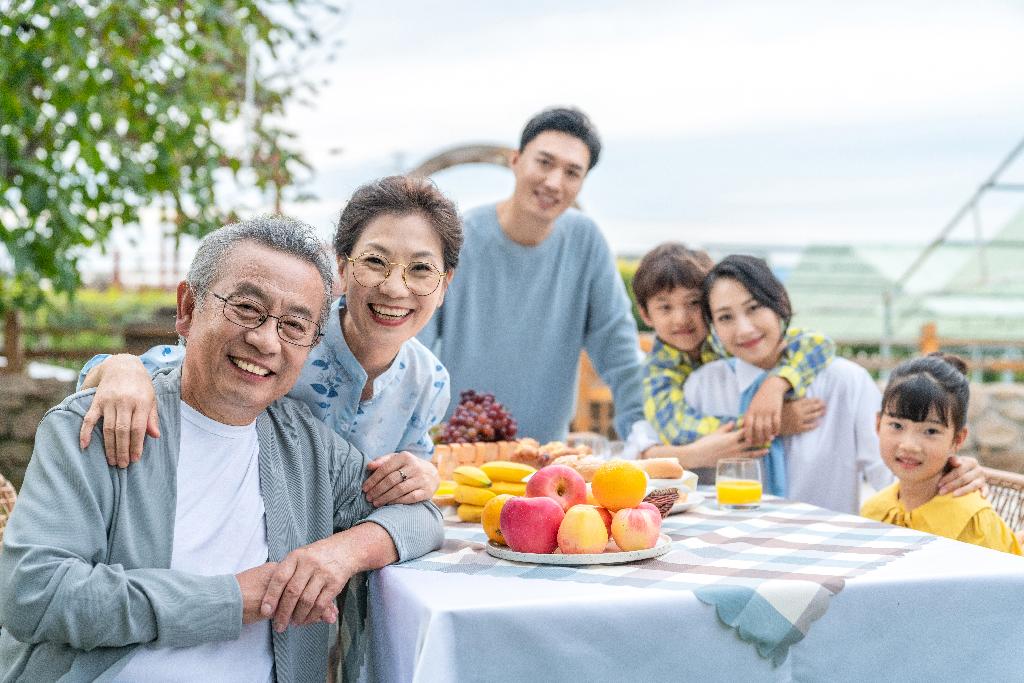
[399,498,933,665]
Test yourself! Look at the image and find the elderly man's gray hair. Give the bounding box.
[186,215,334,329]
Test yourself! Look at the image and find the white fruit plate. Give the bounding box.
[669,490,705,515]
[485,533,672,565]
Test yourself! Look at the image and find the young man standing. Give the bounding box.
[420,108,650,448]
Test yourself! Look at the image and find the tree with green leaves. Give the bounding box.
[0,0,342,321]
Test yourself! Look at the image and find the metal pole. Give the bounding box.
[893,135,1024,292]
[970,198,988,285]
[880,289,893,379]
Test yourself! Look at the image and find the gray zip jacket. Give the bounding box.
[0,368,443,682]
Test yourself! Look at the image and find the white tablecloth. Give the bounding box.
[365,511,1024,683]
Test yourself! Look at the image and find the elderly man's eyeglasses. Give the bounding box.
[212,293,322,347]
[346,253,446,296]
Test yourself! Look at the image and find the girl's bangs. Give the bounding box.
[881,374,954,426]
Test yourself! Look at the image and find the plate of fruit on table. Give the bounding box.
[469,459,676,567]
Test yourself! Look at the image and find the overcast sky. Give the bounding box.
[91,0,1024,282]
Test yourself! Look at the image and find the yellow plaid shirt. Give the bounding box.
[642,328,835,445]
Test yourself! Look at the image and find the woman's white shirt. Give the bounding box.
[684,356,892,513]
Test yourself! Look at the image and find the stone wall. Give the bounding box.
[0,374,75,490]
[964,383,1024,474]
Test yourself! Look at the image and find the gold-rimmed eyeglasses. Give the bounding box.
[346,252,447,296]
[212,293,322,347]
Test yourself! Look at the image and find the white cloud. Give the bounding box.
[285,0,1024,168]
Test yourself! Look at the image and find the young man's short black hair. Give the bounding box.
[520,107,602,170]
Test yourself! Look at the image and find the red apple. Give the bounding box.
[525,464,587,511]
[500,496,565,554]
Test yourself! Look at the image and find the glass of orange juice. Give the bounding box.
[716,458,763,510]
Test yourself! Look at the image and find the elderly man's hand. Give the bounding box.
[363,451,439,507]
[260,537,354,632]
[237,562,281,625]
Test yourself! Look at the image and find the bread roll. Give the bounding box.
[637,457,684,479]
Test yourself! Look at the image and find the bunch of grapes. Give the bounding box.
[440,390,518,443]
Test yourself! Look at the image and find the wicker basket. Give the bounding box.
[983,467,1024,533]
[430,441,520,480]
[0,472,16,546]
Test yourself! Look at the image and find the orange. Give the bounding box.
[591,460,647,512]
[482,494,514,545]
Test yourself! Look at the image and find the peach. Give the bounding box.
[525,465,587,511]
[611,502,662,551]
[500,496,565,554]
[557,505,610,554]
[595,506,613,536]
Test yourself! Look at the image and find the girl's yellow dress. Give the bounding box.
[861,483,1021,556]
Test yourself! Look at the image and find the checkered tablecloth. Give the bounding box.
[398,498,933,664]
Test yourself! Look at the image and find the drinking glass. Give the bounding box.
[566,431,609,458]
[715,458,763,510]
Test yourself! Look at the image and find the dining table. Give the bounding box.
[362,492,1024,683]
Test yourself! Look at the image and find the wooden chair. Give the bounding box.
[983,467,1024,533]
[570,333,655,439]
[0,472,16,546]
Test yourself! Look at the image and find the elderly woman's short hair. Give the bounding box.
[333,175,463,272]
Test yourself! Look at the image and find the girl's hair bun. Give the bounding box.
[927,352,968,376]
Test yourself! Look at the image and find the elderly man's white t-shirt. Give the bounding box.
[114,401,273,683]
[684,356,893,514]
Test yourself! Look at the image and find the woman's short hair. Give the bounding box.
[333,175,463,272]
[701,254,792,335]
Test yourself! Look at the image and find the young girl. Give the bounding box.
[862,354,1021,555]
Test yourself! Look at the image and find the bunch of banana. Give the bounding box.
[453,466,493,522]
[452,461,536,522]
[480,461,535,494]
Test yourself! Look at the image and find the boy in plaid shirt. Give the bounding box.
[634,243,834,469]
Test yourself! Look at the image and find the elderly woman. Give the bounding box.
[78,175,462,507]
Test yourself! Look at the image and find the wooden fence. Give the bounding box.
[0,311,177,372]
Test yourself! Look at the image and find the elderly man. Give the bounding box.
[0,216,443,681]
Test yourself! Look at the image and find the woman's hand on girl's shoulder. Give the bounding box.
[938,455,988,498]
